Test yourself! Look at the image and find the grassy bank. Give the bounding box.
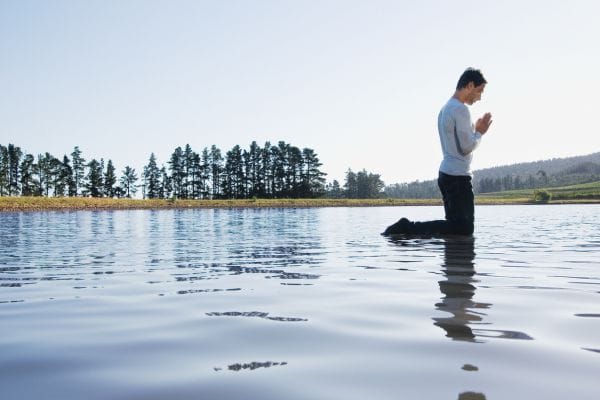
[2,182,599,212]
[0,197,442,212]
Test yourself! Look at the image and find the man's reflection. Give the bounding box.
[433,237,490,342]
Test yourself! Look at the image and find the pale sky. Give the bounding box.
[1,0,599,185]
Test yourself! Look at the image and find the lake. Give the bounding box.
[1,205,599,400]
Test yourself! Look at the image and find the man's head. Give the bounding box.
[455,68,487,105]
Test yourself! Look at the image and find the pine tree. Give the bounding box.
[344,169,357,198]
[7,144,22,196]
[209,145,223,198]
[0,145,8,196]
[227,145,245,198]
[190,151,202,199]
[37,152,59,197]
[183,144,195,199]
[144,153,161,199]
[57,155,74,197]
[19,154,38,196]
[160,165,171,199]
[325,180,343,199]
[71,146,86,196]
[169,147,185,199]
[103,159,117,197]
[247,141,261,197]
[85,159,104,197]
[120,166,138,198]
[302,148,326,197]
[287,145,303,197]
[261,141,273,197]
[200,148,210,199]
[222,146,240,198]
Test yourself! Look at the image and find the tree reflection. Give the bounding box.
[433,237,490,342]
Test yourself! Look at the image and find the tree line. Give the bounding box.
[384,162,600,199]
[0,141,327,199]
[324,169,385,199]
[383,172,560,199]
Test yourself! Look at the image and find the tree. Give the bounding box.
[183,144,196,199]
[301,148,326,197]
[0,145,8,196]
[537,170,548,187]
[190,151,204,199]
[36,152,61,197]
[222,145,245,198]
[169,147,185,198]
[325,180,343,198]
[160,165,171,199]
[209,145,223,198]
[144,153,161,199]
[200,148,211,199]
[84,159,104,197]
[7,144,22,196]
[19,154,38,196]
[246,141,262,197]
[261,141,273,197]
[356,170,385,198]
[103,159,117,197]
[344,169,358,198]
[57,155,75,197]
[71,146,86,196]
[120,166,138,198]
[344,168,384,198]
[287,145,303,197]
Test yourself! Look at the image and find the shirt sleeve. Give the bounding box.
[453,106,482,156]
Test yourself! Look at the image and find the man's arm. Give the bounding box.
[454,107,484,156]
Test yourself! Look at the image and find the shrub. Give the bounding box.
[533,189,552,203]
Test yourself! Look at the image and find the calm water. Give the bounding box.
[1,205,599,400]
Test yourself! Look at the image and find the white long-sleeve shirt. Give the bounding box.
[438,97,482,176]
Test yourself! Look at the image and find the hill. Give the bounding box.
[478,180,600,201]
[385,152,600,198]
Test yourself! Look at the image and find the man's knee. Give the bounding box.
[451,220,474,235]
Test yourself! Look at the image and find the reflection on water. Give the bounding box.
[206,311,308,322]
[434,237,532,342]
[458,392,487,400]
[434,237,486,341]
[214,361,288,372]
[1,206,599,400]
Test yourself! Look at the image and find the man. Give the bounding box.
[384,68,493,236]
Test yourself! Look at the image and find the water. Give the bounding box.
[1,205,599,400]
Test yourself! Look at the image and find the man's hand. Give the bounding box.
[475,112,493,135]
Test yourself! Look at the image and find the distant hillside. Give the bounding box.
[473,152,600,182]
[478,180,600,201]
[385,151,600,198]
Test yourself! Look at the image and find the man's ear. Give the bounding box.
[466,81,475,90]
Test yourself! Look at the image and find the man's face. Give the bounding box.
[466,83,486,105]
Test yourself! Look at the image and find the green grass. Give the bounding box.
[477,181,600,202]
[2,183,599,212]
[0,196,442,212]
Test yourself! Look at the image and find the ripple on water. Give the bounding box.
[1,205,599,400]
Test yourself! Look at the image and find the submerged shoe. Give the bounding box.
[383,217,414,235]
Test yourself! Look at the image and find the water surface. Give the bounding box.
[1,205,599,399]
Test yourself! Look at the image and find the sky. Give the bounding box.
[1,0,599,186]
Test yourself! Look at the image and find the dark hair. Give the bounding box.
[456,68,487,90]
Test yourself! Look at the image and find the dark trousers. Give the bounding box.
[412,172,475,235]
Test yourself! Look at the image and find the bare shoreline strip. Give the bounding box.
[1,197,598,212]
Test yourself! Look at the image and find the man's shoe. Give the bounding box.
[383,218,414,235]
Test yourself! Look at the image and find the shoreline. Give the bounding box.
[1,197,599,212]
